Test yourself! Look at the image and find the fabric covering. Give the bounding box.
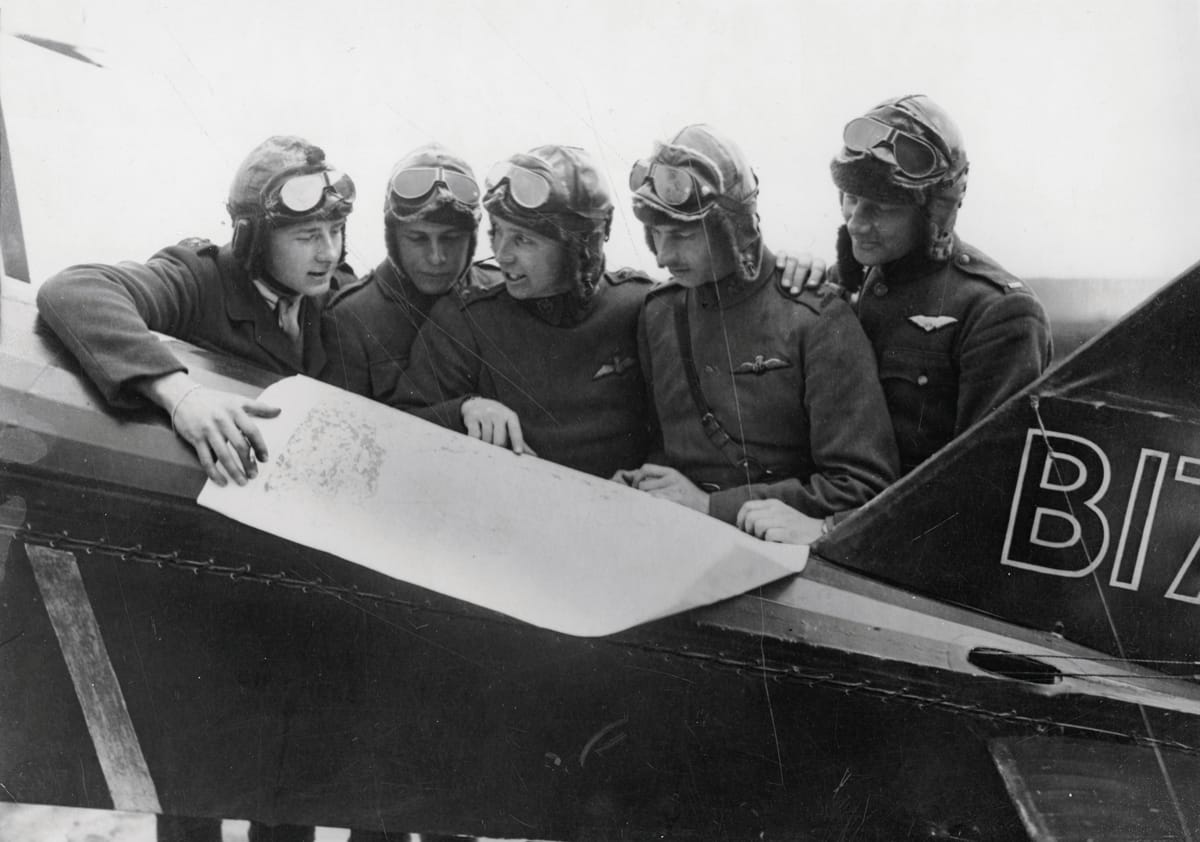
[816,259,1200,667]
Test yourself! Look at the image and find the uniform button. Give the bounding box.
[958,253,971,265]
[873,283,888,297]
[917,374,929,386]
[704,364,717,374]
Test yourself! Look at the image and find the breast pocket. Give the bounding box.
[879,347,956,394]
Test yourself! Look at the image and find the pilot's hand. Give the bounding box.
[611,467,645,486]
[628,464,710,513]
[736,499,826,545]
[163,381,279,487]
[775,250,827,297]
[462,397,535,455]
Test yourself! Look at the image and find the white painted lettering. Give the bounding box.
[1002,430,1110,577]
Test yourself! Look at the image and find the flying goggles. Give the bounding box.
[267,169,356,216]
[842,117,941,180]
[390,166,480,206]
[486,161,609,220]
[629,159,721,210]
[486,161,554,209]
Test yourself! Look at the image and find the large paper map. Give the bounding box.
[198,376,807,636]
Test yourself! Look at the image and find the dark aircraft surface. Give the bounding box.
[3,257,1200,842]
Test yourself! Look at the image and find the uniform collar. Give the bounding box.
[876,238,952,284]
[372,258,444,317]
[516,284,598,327]
[220,253,293,326]
[251,278,299,310]
[695,247,775,309]
[216,244,325,372]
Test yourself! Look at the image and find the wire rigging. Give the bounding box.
[1032,395,1195,842]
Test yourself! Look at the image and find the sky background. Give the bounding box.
[3,0,1198,321]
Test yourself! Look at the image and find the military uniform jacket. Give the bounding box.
[319,259,501,400]
[36,240,349,408]
[641,250,899,525]
[388,270,655,478]
[853,238,1052,473]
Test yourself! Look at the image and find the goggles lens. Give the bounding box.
[843,117,938,179]
[486,162,553,210]
[390,167,480,205]
[629,160,716,209]
[274,169,356,215]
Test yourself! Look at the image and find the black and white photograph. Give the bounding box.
[2,1,1200,840]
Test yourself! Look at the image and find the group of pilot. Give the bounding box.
[36,94,1053,842]
[38,95,1053,545]
[38,95,1052,544]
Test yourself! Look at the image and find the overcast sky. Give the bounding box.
[3,0,1198,317]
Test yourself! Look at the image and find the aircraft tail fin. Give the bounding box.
[817,260,1200,669]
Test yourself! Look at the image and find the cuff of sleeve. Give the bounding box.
[123,365,189,411]
[449,395,474,431]
[829,507,858,527]
[412,396,473,431]
[708,487,750,525]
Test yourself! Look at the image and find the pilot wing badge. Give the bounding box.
[734,354,791,375]
[909,315,959,333]
[592,353,636,380]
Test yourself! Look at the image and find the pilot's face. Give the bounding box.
[263,219,344,296]
[489,217,568,299]
[393,220,473,295]
[647,220,737,288]
[841,193,925,266]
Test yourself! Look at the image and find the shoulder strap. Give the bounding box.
[672,296,770,479]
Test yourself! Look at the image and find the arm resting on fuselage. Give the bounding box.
[36,248,217,407]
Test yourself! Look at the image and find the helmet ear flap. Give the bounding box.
[231,217,259,270]
[231,218,253,262]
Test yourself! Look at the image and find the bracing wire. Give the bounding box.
[1032,395,1194,842]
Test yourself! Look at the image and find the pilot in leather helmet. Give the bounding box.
[617,124,899,544]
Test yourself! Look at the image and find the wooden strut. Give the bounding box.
[9,523,1200,754]
[25,543,161,814]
